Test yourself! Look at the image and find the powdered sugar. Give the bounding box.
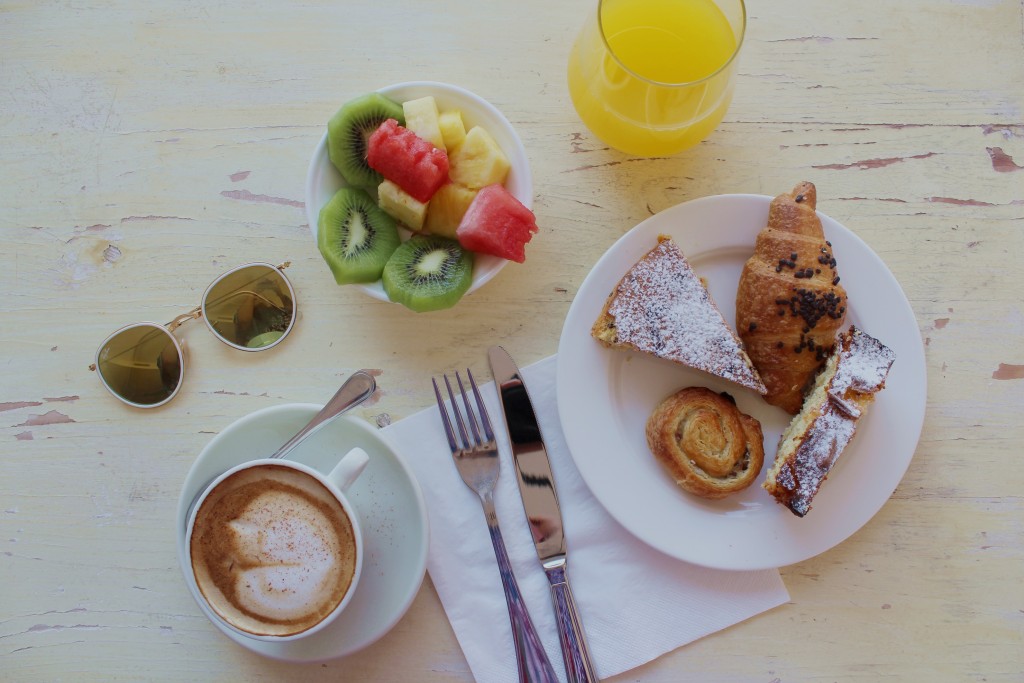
[606,239,765,393]
[771,326,896,516]
[832,328,897,395]
[778,409,858,516]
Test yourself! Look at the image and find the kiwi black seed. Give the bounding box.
[382,235,474,312]
[318,187,400,285]
[327,93,405,192]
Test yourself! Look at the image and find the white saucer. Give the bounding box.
[175,404,429,662]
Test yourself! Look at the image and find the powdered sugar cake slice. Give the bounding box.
[764,326,896,517]
[591,235,767,394]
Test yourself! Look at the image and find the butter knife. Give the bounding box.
[488,346,600,683]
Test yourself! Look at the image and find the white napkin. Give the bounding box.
[383,355,789,683]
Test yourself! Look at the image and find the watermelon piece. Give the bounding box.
[456,184,538,263]
[366,118,449,203]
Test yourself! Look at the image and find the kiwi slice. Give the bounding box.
[327,92,405,192]
[382,235,474,312]
[318,187,401,284]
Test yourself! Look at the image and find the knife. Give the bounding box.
[488,345,600,683]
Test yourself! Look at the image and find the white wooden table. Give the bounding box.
[2,0,1022,680]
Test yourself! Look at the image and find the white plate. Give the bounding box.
[175,405,429,662]
[305,81,533,303]
[556,194,926,571]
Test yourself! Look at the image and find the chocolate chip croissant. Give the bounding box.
[645,387,764,499]
[736,182,848,414]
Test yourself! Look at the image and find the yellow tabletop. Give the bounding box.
[3,0,1022,680]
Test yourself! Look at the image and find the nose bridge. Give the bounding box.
[166,306,203,332]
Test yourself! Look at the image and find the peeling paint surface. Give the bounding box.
[19,411,75,426]
[220,189,303,208]
[992,364,1024,380]
[812,153,937,170]
[986,147,1024,172]
[0,402,43,412]
[1,0,1022,681]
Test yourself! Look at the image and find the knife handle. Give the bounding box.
[482,495,560,683]
[545,563,600,683]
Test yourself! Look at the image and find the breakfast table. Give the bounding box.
[3,0,1023,681]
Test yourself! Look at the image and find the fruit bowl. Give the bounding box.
[305,81,533,304]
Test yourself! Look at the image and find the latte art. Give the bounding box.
[189,464,358,637]
[224,494,340,621]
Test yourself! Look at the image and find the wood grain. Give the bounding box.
[2,0,1022,681]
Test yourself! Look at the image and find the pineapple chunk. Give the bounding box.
[448,126,511,189]
[425,183,478,238]
[402,96,445,151]
[378,180,427,232]
[438,110,467,150]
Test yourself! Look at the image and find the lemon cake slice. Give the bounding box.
[591,235,767,394]
[764,326,896,517]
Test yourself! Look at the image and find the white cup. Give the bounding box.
[186,448,370,643]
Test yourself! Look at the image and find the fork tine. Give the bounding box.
[432,377,460,453]
[443,373,471,449]
[455,371,483,446]
[466,368,495,442]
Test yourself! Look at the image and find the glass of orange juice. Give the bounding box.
[568,0,746,156]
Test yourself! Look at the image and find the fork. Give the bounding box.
[433,370,560,683]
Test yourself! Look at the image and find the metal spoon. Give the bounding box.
[184,370,377,527]
[265,370,377,460]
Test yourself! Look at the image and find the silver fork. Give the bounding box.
[433,370,560,683]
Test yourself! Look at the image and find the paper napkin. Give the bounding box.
[383,355,789,683]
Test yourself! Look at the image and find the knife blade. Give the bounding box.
[488,345,599,683]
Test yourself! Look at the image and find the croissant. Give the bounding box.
[735,182,847,414]
[646,387,764,499]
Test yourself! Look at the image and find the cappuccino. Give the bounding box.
[189,463,358,637]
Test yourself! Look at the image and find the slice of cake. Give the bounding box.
[592,235,767,394]
[764,326,896,517]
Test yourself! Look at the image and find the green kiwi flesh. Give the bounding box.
[318,187,401,284]
[327,93,405,192]
[382,235,474,312]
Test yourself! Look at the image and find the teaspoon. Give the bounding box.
[183,370,377,527]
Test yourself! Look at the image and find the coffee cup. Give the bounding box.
[185,448,369,641]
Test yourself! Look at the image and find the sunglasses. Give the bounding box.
[90,262,296,408]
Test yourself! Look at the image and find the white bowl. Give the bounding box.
[305,81,533,303]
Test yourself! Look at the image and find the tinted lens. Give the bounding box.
[97,324,183,407]
[203,264,295,350]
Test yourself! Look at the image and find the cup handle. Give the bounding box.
[327,447,370,492]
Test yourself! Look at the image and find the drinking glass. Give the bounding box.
[567,0,746,156]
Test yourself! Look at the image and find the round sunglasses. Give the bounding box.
[90,262,296,408]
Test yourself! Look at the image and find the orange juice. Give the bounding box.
[568,0,744,156]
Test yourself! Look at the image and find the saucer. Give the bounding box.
[175,404,429,662]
